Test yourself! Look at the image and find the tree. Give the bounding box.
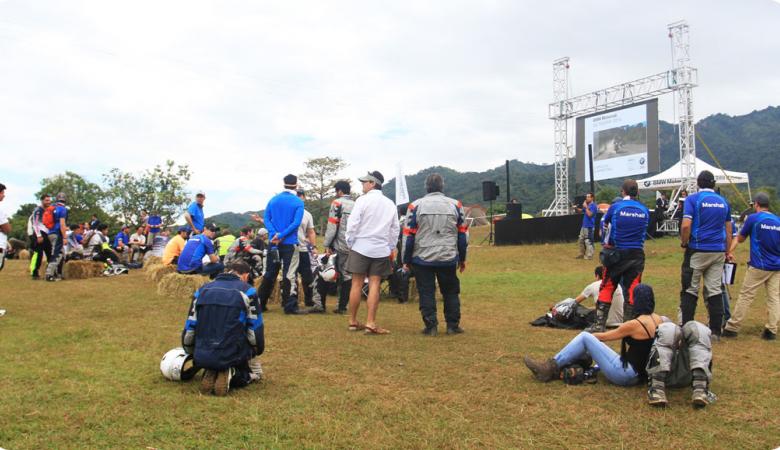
[36,172,107,225]
[102,160,192,228]
[8,203,36,241]
[299,157,348,231]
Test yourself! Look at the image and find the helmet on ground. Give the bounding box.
[318,254,338,282]
[160,347,199,381]
[551,299,577,321]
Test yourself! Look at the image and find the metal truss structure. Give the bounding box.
[544,21,697,218]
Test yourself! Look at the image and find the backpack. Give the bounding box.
[42,205,57,229]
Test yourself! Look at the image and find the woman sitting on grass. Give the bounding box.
[523,283,715,408]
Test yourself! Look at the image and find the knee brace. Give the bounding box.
[683,321,713,380]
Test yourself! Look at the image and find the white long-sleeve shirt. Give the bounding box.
[346,189,400,258]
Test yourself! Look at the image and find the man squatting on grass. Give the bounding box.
[183,261,264,396]
[344,171,400,335]
[402,173,468,336]
[524,284,715,408]
[679,170,733,339]
[588,179,650,332]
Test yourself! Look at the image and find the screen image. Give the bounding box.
[576,99,659,183]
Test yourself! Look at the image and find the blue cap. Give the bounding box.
[178,226,190,233]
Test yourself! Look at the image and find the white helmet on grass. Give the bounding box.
[160,347,199,381]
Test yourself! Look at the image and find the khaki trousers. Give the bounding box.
[725,266,780,334]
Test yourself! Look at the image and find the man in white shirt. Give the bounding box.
[345,171,400,335]
[579,266,624,329]
[0,183,10,272]
[129,226,147,263]
[296,189,317,307]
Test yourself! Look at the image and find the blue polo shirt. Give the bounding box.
[148,215,162,232]
[177,234,215,272]
[48,203,68,235]
[187,202,204,232]
[114,231,129,247]
[740,211,780,271]
[683,189,731,252]
[601,198,649,249]
[264,191,304,246]
[582,202,598,229]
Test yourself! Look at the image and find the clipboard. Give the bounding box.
[723,262,737,285]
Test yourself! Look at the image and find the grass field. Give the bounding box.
[1,228,779,449]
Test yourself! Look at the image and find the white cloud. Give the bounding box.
[1,0,779,215]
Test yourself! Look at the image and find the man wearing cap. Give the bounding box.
[723,192,780,341]
[184,192,206,235]
[575,192,598,260]
[296,189,317,307]
[258,175,306,314]
[45,193,69,281]
[320,180,355,314]
[177,224,224,278]
[163,227,190,266]
[345,171,400,334]
[679,170,733,339]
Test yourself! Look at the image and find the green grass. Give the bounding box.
[1,229,779,449]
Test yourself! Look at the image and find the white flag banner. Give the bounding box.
[395,162,410,206]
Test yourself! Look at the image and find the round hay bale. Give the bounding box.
[145,263,176,283]
[157,273,210,300]
[63,260,105,279]
[143,256,163,269]
[18,249,31,260]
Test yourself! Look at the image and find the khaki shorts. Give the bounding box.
[345,249,392,277]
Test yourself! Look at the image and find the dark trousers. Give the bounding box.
[680,249,724,336]
[598,249,645,320]
[297,251,314,306]
[258,245,299,313]
[29,234,52,277]
[412,264,461,328]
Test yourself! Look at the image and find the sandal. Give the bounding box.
[364,325,390,335]
[348,322,366,332]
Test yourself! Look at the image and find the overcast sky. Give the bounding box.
[1,0,779,215]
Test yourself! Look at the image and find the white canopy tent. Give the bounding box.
[637,158,750,191]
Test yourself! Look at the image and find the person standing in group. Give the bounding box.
[679,171,732,339]
[257,175,306,314]
[345,171,399,335]
[0,183,10,274]
[576,192,598,260]
[402,173,468,336]
[45,193,69,282]
[589,179,650,332]
[184,191,206,235]
[27,194,52,280]
[296,189,316,307]
[146,211,163,247]
[723,193,780,341]
[318,180,355,314]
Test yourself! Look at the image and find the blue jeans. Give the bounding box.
[554,332,639,386]
[197,262,224,278]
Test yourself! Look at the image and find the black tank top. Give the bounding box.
[620,319,655,380]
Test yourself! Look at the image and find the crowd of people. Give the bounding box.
[2,168,778,403]
[526,172,779,408]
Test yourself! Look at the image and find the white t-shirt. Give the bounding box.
[581,280,624,326]
[0,208,8,250]
[298,209,314,251]
[129,233,146,245]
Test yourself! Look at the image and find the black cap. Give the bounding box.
[358,170,384,186]
[296,188,305,196]
[283,174,298,187]
[697,170,716,189]
[754,192,770,208]
[205,223,220,232]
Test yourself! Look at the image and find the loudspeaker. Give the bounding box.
[506,203,523,220]
[482,181,500,201]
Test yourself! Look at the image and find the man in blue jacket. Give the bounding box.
[589,179,650,332]
[258,174,306,314]
[177,224,224,278]
[679,170,732,338]
[182,261,264,396]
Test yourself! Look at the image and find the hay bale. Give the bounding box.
[157,273,210,300]
[254,276,282,304]
[63,260,105,279]
[145,263,176,283]
[144,256,163,269]
[18,249,31,260]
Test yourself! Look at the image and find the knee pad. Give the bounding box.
[655,322,682,349]
[683,321,711,346]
